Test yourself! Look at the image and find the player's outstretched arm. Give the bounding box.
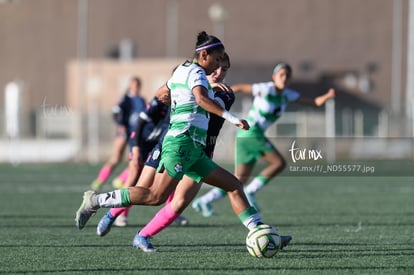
[314,88,335,106]
[231,83,253,94]
[297,88,335,107]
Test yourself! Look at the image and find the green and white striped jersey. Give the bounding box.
[247,81,300,132]
[166,61,213,145]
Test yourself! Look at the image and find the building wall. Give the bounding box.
[0,0,409,135]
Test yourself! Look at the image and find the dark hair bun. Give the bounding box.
[197,31,209,44]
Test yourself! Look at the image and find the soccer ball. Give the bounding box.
[246,224,281,258]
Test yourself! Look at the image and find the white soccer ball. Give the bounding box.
[246,224,281,258]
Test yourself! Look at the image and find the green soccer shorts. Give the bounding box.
[235,127,276,166]
[158,134,217,183]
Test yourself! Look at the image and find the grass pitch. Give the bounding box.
[0,161,413,274]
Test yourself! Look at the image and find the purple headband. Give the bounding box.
[195,42,223,52]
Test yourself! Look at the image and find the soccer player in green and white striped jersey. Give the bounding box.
[75,31,289,252]
[193,63,335,215]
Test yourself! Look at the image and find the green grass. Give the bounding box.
[0,162,413,274]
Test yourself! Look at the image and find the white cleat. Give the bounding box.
[75,190,99,230]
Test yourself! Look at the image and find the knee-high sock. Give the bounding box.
[244,175,269,194]
[166,191,175,204]
[198,187,226,204]
[139,203,180,237]
[119,205,131,217]
[97,166,112,183]
[109,205,132,218]
[116,168,129,183]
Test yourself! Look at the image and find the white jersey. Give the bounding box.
[166,61,214,145]
[247,81,300,132]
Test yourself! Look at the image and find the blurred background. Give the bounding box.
[0,0,413,163]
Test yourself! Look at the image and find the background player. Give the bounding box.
[193,63,335,216]
[90,77,146,191]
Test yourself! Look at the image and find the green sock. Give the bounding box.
[238,207,263,230]
[120,188,131,206]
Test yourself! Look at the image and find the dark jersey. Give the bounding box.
[132,97,169,156]
[143,129,167,169]
[112,93,146,134]
[205,89,235,158]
